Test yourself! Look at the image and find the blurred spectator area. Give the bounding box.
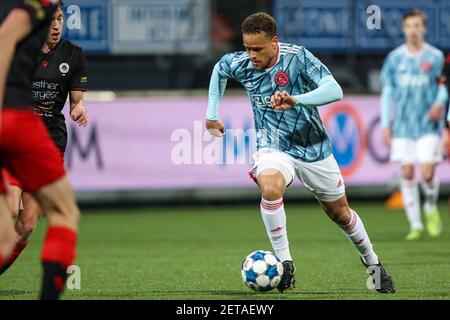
[81,0,448,93]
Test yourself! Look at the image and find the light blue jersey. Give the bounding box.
[207,43,342,162]
[380,43,448,139]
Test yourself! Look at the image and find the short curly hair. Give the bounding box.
[242,12,277,38]
[402,9,427,27]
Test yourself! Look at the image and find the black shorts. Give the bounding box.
[43,117,67,153]
[48,126,67,154]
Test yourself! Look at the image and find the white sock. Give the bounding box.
[339,209,379,266]
[421,177,439,214]
[401,179,423,230]
[260,198,292,262]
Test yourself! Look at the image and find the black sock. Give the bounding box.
[40,262,68,300]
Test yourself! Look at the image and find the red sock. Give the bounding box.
[0,253,4,267]
[8,241,28,264]
[40,226,77,300]
[41,226,77,266]
[0,241,29,275]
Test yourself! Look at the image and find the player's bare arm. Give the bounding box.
[69,90,88,127]
[429,76,448,122]
[428,104,443,122]
[443,127,450,151]
[0,9,33,108]
[383,128,392,146]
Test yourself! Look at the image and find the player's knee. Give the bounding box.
[260,184,284,201]
[55,198,80,223]
[62,194,81,228]
[325,204,351,225]
[70,205,81,226]
[35,177,79,219]
[258,172,286,201]
[402,170,415,180]
[421,170,434,183]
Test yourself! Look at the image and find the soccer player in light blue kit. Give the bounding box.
[380,10,448,240]
[206,12,395,294]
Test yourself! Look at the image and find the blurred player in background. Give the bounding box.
[380,10,448,240]
[206,12,395,294]
[0,1,88,277]
[445,52,450,214]
[0,0,81,300]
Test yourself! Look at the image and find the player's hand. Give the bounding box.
[383,128,392,145]
[270,91,297,110]
[428,104,443,122]
[206,119,225,137]
[71,103,88,127]
[443,128,450,151]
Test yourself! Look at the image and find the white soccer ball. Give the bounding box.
[241,250,284,292]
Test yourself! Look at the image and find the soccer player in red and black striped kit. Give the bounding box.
[0,0,80,300]
[0,1,88,277]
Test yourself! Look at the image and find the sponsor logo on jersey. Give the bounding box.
[59,63,70,74]
[398,63,407,72]
[274,71,289,87]
[42,60,49,68]
[252,94,271,108]
[32,80,60,101]
[323,103,366,177]
[398,74,429,87]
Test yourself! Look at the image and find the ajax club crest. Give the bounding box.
[274,71,289,87]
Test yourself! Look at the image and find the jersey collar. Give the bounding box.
[402,42,427,57]
[41,39,62,55]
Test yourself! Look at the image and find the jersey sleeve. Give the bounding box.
[380,53,395,88]
[380,54,395,129]
[299,48,332,87]
[432,52,448,106]
[69,47,88,92]
[445,53,450,94]
[16,0,59,28]
[292,76,343,106]
[432,51,445,78]
[216,52,242,81]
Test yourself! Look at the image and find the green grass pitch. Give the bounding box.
[0,202,449,300]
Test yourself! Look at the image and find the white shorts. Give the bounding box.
[249,148,346,202]
[390,134,442,165]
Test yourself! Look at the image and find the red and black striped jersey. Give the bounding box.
[0,0,58,109]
